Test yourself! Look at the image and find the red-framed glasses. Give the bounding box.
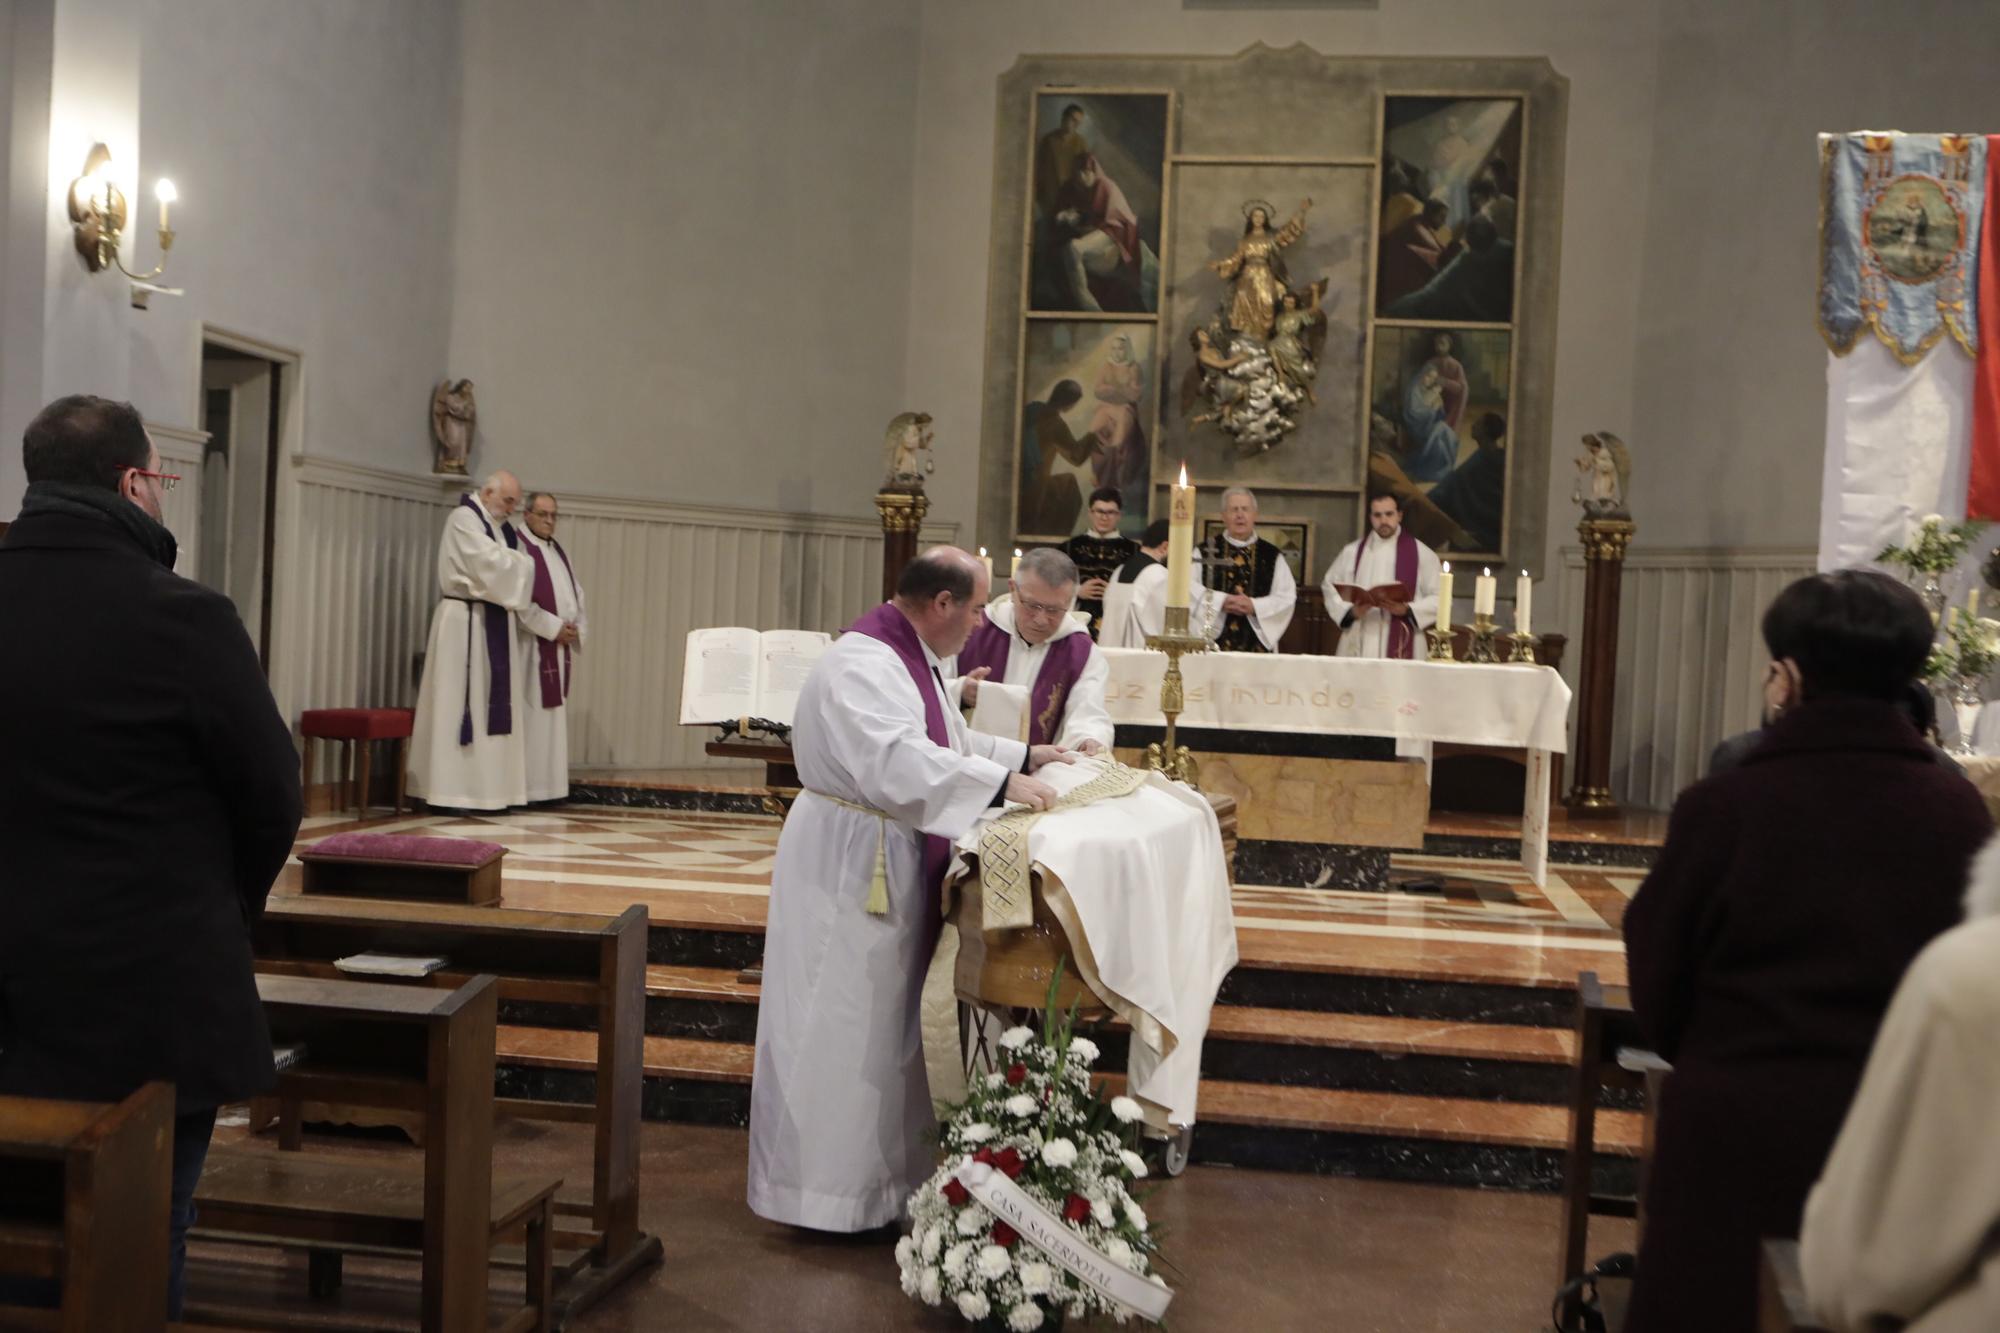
[121,466,182,493]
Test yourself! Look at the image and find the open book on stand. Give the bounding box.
[678,628,831,728]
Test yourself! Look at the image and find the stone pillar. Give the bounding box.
[1565,517,1634,819]
[874,486,929,602]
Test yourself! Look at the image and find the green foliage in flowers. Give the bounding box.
[1878,515,1987,577]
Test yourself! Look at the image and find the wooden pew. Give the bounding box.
[250,896,660,1317]
[1759,1240,1831,1333]
[194,973,558,1333]
[0,1083,173,1332]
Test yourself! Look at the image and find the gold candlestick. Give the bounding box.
[1425,626,1456,662]
[1144,603,1210,783]
[1465,612,1500,664]
[1508,630,1539,665]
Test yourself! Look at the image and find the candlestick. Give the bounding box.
[1436,561,1454,634]
[1167,462,1195,609]
[1475,567,1496,618]
[1466,612,1499,664]
[1516,570,1533,635]
[1425,625,1456,661]
[977,546,993,582]
[1509,631,1539,665]
[1144,602,1210,784]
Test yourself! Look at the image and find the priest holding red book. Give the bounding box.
[1321,492,1442,658]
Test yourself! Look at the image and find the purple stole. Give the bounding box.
[458,496,519,745]
[845,603,956,898]
[1352,529,1422,659]
[955,613,1093,746]
[523,534,577,708]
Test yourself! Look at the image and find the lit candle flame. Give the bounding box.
[1177,461,1188,486]
[978,546,987,557]
[1442,561,1451,573]
[1483,566,1491,576]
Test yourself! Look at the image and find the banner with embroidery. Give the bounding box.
[1818,132,1986,365]
[974,759,1151,932]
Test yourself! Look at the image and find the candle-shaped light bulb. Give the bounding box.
[156,178,176,230]
[1166,462,1195,610]
[1436,560,1454,634]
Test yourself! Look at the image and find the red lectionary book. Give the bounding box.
[1330,581,1414,611]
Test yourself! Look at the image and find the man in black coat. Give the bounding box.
[0,395,303,1317]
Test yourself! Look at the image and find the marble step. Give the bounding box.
[490,1027,1641,1192]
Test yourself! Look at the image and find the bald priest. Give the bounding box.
[948,546,1113,753]
[749,548,1077,1233]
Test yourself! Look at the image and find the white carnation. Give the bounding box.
[1091,1196,1115,1227]
[919,1268,943,1305]
[1923,513,1944,527]
[1125,1199,1149,1232]
[1119,1148,1149,1178]
[1008,1302,1047,1332]
[1105,1236,1134,1268]
[895,1235,915,1267]
[960,1122,996,1144]
[986,1071,1007,1089]
[1109,1095,1143,1124]
[998,1025,1036,1051]
[921,1225,943,1261]
[1040,1137,1078,1168]
[957,1290,991,1321]
[1068,1036,1100,1064]
[1018,1260,1055,1296]
[957,1205,989,1235]
[943,1241,971,1280]
[977,1243,1012,1280]
[1004,1093,1037,1117]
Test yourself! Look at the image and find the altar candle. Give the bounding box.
[1166,462,1195,608]
[1949,606,1961,631]
[977,546,993,581]
[1516,570,1533,635]
[1009,548,1023,578]
[1973,588,1982,619]
[1436,562,1453,633]
[1475,567,1496,618]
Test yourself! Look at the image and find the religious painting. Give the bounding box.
[1201,516,1310,586]
[1016,320,1158,541]
[1160,163,1371,490]
[1027,92,1170,314]
[1367,326,1512,559]
[1375,96,1522,323]
[1864,175,1963,284]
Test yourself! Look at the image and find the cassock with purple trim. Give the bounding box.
[748,602,1028,1232]
[408,495,563,811]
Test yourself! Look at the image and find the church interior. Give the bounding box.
[4,2,2000,1331]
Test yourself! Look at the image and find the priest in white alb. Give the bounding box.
[1320,491,1441,659]
[512,490,587,802]
[1102,518,1224,649]
[948,546,1113,753]
[408,471,572,811]
[748,548,1077,1233]
[1203,487,1296,652]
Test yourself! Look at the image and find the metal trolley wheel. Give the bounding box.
[1146,1124,1193,1178]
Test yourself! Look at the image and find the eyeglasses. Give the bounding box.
[122,466,181,492]
[528,510,558,523]
[1015,594,1071,619]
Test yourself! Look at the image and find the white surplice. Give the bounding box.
[511,525,588,802]
[943,600,1113,752]
[1102,561,1225,650]
[1213,532,1297,651]
[408,498,562,811]
[1320,530,1442,659]
[748,626,1028,1232]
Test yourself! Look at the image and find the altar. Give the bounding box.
[1099,648,1571,886]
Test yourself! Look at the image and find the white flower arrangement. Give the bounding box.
[1879,513,1986,577]
[898,980,1166,1328]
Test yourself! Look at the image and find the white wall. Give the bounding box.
[444,0,924,516]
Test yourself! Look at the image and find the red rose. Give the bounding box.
[972,1147,996,1167]
[1062,1193,1091,1223]
[1006,1063,1028,1086]
[942,1178,970,1207]
[992,1221,1021,1248]
[994,1147,1025,1179]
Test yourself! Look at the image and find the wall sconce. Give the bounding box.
[67,143,178,297]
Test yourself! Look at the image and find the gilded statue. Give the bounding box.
[882,411,936,488]
[430,378,476,476]
[1208,197,1313,341]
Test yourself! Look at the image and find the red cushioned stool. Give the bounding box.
[300,707,416,816]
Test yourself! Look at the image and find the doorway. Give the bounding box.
[196,342,284,667]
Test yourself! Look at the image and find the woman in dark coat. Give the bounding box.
[1622,570,1992,1333]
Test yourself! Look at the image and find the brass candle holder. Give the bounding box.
[1508,630,1539,665]
[1465,612,1500,664]
[1143,603,1210,783]
[1425,625,1457,662]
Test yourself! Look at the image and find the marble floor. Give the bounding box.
[290,805,1633,989]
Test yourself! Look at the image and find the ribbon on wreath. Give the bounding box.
[954,1158,1173,1322]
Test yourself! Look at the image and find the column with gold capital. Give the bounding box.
[1565,517,1635,817]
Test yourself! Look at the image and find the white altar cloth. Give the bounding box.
[1099,649,1570,883]
[955,759,1237,1128]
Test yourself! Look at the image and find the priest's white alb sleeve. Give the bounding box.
[1251,556,1298,651]
[1056,646,1115,751]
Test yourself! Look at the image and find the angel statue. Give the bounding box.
[1268,279,1330,404]
[1572,431,1633,517]
[430,378,476,476]
[881,411,935,488]
[1208,197,1313,342]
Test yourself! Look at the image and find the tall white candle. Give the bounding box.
[1475,567,1496,618]
[1009,548,1023,578]
[977,546,993,582]
[1436,562,1454,634]
[1973,588,1982,619]
[1516,570,1533,635]
[1167,462,1195,609]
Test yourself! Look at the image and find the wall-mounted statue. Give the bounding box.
[1572,431,1633,518]
[882,411,936,489]
[430,379,476,476]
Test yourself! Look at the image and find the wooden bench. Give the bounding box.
[194,973,559,1333]
[250,896,660,1318]
[299,833,507,906]
[1759,1240,1830,1332]
[1554,971,1661,1332]
[0,1083,173,1332]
